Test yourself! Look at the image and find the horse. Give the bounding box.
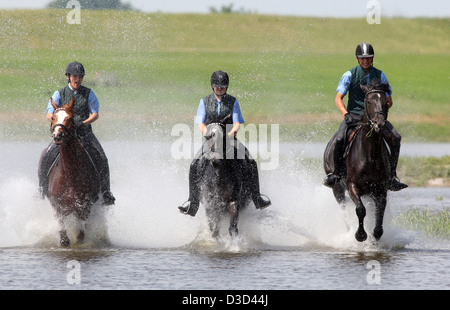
[198,123,251,238]
[324,81,391,242]
[45,96,100,246]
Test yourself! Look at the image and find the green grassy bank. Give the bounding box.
[0,9,449,143]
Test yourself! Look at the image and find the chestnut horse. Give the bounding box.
[199,123,251,238]
[46,97,100,246]
[324,81,391,242]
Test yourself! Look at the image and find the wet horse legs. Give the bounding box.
[228,201,239,237]
[348,183,367,242]
[58,218,87,247]
[373,194,387,240]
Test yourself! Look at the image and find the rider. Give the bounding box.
[178,70,271,216]
[323,43,408,191]
[38,61,116,205]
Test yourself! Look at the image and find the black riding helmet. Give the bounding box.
[211,70,229,88]
[65,61,85,76]
[355,42,374,58]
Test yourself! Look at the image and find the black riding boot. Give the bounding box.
[178,159,200,216]
[323,140,346,188]
[244,159,271,209]
[388,143,408,191]
[81,134,115,205]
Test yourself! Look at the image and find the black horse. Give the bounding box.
[197,123,251,238]
[324,81,391,242]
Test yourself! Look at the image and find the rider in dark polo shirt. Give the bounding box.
[178,70,271,216]
[323,43,407,191]
[38,61,115,205]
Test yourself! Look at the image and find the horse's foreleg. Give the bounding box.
[348,183,367,242]
[228,201,239,237]
[58,218,70,247]
[76,220,86,244]
[373,193,387,240]
[206,207,220,239]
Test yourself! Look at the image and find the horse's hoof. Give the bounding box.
[373,227,383,240]
[77,230,85,244]
[355,229,367,242]
[229,227,238,237]
[60,231,70,247]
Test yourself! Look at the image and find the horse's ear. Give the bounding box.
[50,97,58,110]
[360,85,369,93]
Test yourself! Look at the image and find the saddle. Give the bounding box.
[343,126,360,158]
[343,125,391,159]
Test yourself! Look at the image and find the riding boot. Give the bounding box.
[323,140,346,188]
[38,142,59,199]
[245,159,271,209]
[388,143,408,191]
[178,159,200,216]
[81,133,115,205]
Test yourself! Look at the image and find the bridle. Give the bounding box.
[51,108,75,139]
[203,122,233,160]
[361,90,388,127]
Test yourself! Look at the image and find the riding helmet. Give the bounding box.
[65,61,85,76]
[355,42,374,58]
[210,70,229,88]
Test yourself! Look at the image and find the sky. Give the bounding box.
[0,0,449,18]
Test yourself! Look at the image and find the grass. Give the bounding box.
[393,208,450,239]
[397,156,450,187]
[0,9,449,143]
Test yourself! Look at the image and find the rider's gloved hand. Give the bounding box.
[344,113,353,124]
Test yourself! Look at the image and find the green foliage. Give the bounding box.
[397,156,450,187]
[209,3,255,14]
[394,208,450,239]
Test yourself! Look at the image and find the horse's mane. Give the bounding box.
[367,78,391,95]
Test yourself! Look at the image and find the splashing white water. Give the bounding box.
[0,141,414,251]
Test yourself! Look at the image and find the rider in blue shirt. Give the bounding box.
[195,94,245,126]
[323,43,407,191]
[38,62,115,205]
[46,86,99,115]
[178,70,271,216]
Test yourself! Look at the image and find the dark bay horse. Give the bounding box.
[324,82,391,242]
[45,97,100,246]
[198,123,251,238]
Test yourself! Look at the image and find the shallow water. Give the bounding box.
[0,141,449,290]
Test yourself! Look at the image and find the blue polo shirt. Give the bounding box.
[46,84,99,114]
[336,70,392,96]
[195,96,245,125]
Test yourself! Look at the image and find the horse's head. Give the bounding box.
[361,80,390,133]
[203,123,230,167]
[50,96,76,144]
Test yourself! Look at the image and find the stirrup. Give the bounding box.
[389,177,408,191]
[255,194,271,209]
[178,200,199,216]
[178,200,190,212]
[102,191,115,206]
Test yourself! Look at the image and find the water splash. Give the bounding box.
[0,141,416,251]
